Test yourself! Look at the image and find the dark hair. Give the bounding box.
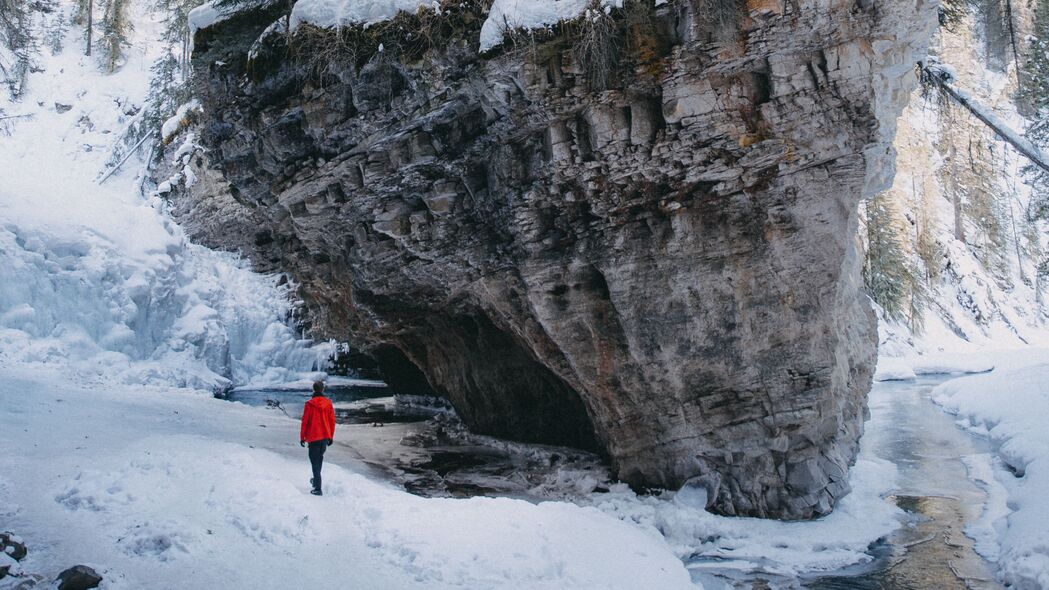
[312,381,325,394]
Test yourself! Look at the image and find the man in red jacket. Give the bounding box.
[300,380,336,496]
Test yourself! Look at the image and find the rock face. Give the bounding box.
[168,0,935,518]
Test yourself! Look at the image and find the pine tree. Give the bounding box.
[864,193,926,328]
[98,0,132,71]
[72,0,93,55]
[152,0,206,78]
[0,0,36,98]
[1016,0,1049,295]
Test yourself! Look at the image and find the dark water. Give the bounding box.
[219,384,405,423]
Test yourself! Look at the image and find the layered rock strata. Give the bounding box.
[165,0,935,517]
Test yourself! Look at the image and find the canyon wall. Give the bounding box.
[161,0,936,518]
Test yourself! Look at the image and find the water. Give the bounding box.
[803,377,1001,589]
[692,376,1004,589]
[219,384,415,424]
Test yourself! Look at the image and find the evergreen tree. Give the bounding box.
[0,0,36,98]
[864,193,926,329]
[72,0,93,55]
[98,0,132,71]
[1016,0,1049,295]
[152,0,205,78]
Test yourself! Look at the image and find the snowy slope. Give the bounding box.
[0,1,331,390]
[877,19,1049,359]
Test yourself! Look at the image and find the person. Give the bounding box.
[300,380,335,496]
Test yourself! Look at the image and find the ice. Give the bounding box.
[0,1,331,390]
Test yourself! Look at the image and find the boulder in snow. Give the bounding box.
[0,532,27,561]
[56,565,102,590]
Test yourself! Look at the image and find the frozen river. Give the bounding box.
[676,376,1003,588]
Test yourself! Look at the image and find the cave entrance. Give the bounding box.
[372,313,603,455]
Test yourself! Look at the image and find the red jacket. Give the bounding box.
[300,395,336,443]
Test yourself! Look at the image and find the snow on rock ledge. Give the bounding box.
[480,0,623,51]
[285,0,625,53]
[289,0,437,30]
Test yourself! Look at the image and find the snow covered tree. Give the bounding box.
[72,0,93,55]
[864,192,926,328]
[152,0,206,78]
[0,0,36,98]
[98,0,132,71]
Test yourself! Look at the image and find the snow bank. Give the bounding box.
[289,0,436,30]
[188,1,239,34]
[160,100,200,142]
[933,359,1049,588]
[0,368,695,590]
[234,374,388,391]
[480,0,624,52]
[874,352,995,381]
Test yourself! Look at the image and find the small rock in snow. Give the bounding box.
[56,565,102,590]
[54,103,72,114]
[0,532,26,561]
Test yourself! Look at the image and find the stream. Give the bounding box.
[221,375,1005,589]
[689,376,1003,589]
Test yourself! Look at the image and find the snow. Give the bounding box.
[480,0,624,52]
[0,365,696,590]
[160,100,199,142]
[932,351,1049,589]
[234,374,389,391]
[875,352,995,381]
[288,0,437,30]
[284,0,627,53]
[188,1,239,34]
[587,415,904,580]
[6,1,1047,588]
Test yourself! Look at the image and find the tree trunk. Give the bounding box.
[924,64,1049,174]
[85,0,92,56]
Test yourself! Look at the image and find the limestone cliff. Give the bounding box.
[159,0,935,518]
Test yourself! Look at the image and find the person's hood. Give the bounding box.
[305,395,330,408]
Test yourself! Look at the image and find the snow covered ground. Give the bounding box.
[0,364,696,590]
[279,0,626,52]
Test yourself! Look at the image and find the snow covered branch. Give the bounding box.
[920,60,1049,175]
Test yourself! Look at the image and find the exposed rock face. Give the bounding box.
[167,0,935,518]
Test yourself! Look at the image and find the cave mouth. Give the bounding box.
[369,312,604,456]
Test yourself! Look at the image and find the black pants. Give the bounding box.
[308,440,327,491]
